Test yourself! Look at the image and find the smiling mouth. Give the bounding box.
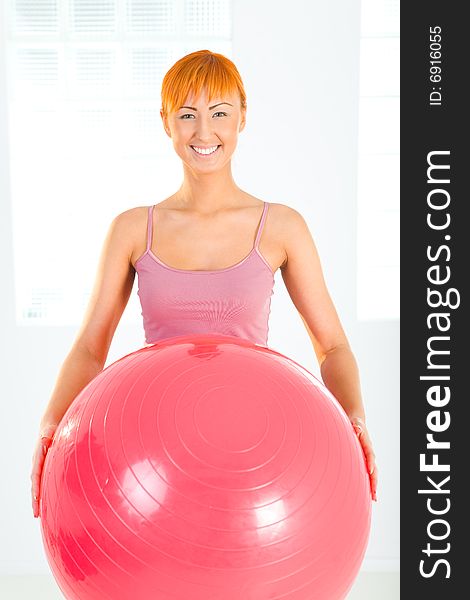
[190,145,221,157]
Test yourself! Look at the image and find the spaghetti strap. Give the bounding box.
[135,199,275,348]
[146,205,155,252]
[254,202,269,249]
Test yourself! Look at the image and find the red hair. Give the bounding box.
[161,50,247,117]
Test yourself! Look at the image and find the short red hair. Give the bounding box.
[161,49,247,117]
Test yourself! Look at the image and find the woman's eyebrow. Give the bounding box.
[178,102,233,111]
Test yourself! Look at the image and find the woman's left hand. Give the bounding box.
[349,417,378,502]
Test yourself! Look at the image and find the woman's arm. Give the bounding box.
[31,209,138,517]
[279,205,377,500]
[39,209,137,426]
[39,345,107,432]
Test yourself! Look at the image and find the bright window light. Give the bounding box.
[5,0,232,326]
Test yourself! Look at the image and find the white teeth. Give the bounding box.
[191,145,219,155]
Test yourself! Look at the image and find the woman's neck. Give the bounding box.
[174,166,244,214]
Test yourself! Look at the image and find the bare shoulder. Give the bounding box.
[112,204,148,228]
[264,202,312,268]
[108,205,150,264]
[269,202,308,226]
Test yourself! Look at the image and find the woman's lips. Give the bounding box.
[190,145,221,157]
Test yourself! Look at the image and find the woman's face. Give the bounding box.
[161,88,246,173]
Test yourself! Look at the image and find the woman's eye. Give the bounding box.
[180,112,227,119]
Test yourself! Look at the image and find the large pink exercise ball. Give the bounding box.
[40,334,371,600]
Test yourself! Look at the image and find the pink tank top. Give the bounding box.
[134,202,275,347]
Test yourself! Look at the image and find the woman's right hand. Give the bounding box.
[31,423,58,518]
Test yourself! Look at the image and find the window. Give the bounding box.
[5,0,232,326]
[356,0,399,320]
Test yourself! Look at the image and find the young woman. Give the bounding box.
[31,49,378,518]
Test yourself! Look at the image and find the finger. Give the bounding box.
[354,425,372,450]
[370,466,378,501]
[366,451,376,475]
[31,476,40,517]
[358,439,376,474]
[41,437,53,455]
[30,444,49,516]
[352,423,363,437]
[352,428,378,500]
[34,439,50,468]
[31,474,41,506]
[368,455,376,476]
[31,450,45,482]
[32,495,39,518]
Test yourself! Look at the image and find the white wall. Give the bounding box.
[0,0,399,578]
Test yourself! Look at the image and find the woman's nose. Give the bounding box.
[194,116,215,137]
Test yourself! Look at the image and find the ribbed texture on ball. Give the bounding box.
[40,334,371,600]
